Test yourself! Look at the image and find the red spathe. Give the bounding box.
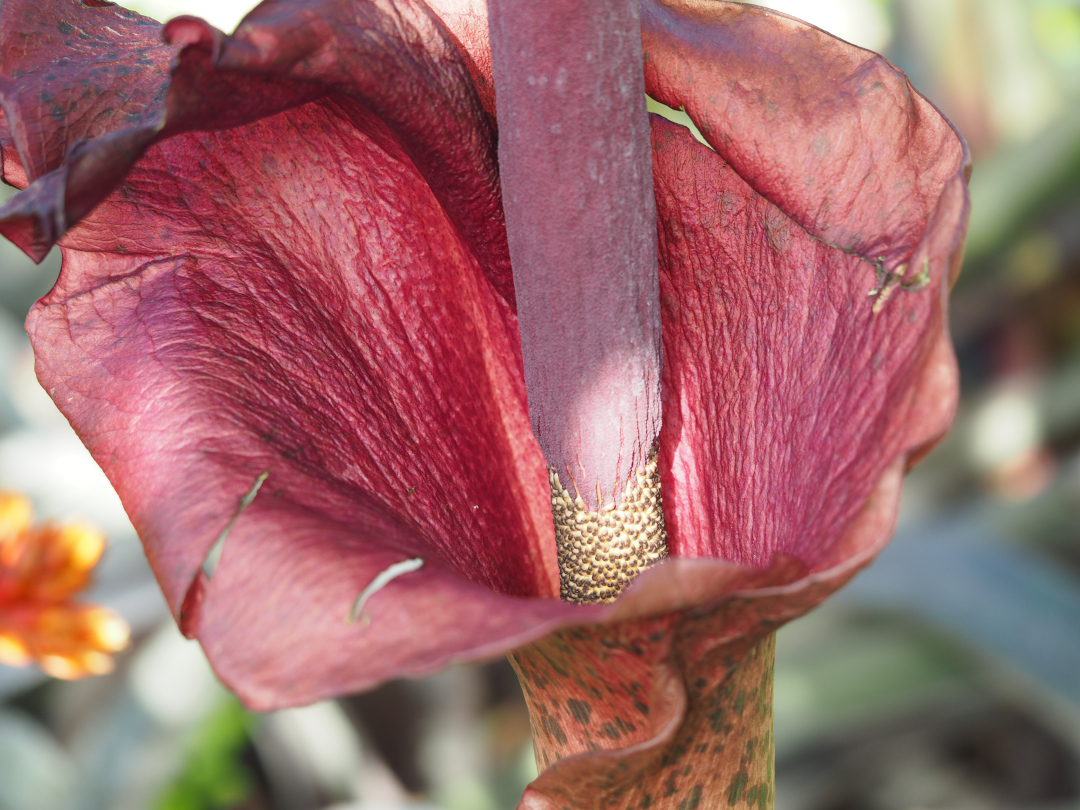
[0,0,966,710]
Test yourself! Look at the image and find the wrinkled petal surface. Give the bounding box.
[3,0,570,707]
[643,0,968,281]
[640,1,968,569]
[653,120,960,567]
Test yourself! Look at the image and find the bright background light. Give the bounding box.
[121,0,895,53]
[750,0,893,52]
[121,0,257,30]
[969,387,1043,472]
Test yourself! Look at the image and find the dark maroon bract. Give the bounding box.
[1,0,966,780]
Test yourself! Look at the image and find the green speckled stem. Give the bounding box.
[510,623,776,810]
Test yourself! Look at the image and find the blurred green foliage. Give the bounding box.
[155,698,256,810]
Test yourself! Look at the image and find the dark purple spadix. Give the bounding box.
[487,0,662,510]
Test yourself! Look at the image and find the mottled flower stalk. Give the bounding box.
[511,628,776,809]
[488,0,668,603]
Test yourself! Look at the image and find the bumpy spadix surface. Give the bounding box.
[0,0,967,751]
[551,452,668,604]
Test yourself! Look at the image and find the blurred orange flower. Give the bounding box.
[0,492,130,679]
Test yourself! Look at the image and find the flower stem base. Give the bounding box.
[510,620,776,809]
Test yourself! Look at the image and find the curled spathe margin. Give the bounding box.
[1,0,511,301]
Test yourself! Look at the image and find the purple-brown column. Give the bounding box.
[488,0,668,604]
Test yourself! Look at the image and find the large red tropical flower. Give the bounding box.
[0,0,966,748]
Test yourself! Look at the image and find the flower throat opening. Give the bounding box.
[549,450,669,604]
